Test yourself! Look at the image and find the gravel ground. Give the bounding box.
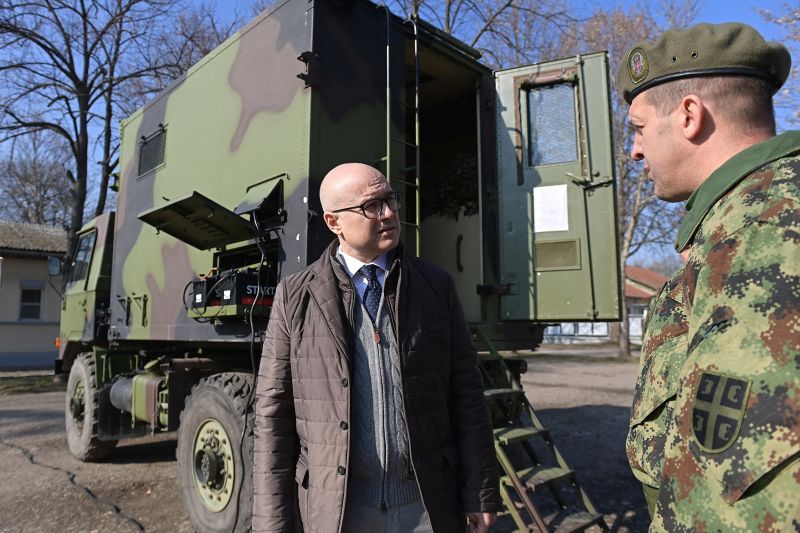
[0,348,648,532]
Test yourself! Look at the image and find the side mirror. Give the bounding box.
[47,256,63,277]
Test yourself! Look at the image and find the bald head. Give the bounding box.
[320,162,400,261]
[320,163,387,212]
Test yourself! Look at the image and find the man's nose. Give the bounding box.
[377,200,392,220]
[630,135,644,162]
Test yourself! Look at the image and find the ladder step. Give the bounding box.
[549,510,605,533]
[477,351,501,361]
[493,426,545,445]
[484,388,523,401]
[391,137,420,148]
[390,178,419,188]
[390,98,419,110]
[506,465,574,491]
[399,221,420,228]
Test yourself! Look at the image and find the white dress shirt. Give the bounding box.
[337,247,389,302]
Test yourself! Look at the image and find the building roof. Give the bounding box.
[625,281,654,299]
[626,265,670,291]
[0,222,67,255]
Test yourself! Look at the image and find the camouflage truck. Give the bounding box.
[52,0,621,530]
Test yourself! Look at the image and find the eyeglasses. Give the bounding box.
[330,192,402,219]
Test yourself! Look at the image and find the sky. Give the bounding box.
[576,0,787,39]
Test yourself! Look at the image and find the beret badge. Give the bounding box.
[628,47,649,84]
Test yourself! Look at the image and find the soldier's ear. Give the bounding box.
[323,212,342,235]
[678,94,705,141]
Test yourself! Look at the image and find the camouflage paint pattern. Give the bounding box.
[632,132,800,531]
[112,0,313,344]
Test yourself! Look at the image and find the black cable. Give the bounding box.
[232,215,269,532]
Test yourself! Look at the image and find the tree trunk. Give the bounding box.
[608,321,620,342]
[618,303,631,358]
[617,220,632,358]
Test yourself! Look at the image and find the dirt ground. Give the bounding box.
[0,348,648,533]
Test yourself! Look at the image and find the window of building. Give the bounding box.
[19,280,44,320]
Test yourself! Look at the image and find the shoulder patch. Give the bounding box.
[692,372,751,453]
[628,47,649,84]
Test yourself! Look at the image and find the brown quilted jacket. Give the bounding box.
[252,241,501,533]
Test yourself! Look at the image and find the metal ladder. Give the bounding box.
[473,327,608,532]
[379,7,422,255]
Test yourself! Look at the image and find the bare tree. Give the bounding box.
[386,0,575,68]
[126,1,246,100]
[0,128,71,227]
[0,0,181,257]
[0,0,245,259]
[762,3,800,126]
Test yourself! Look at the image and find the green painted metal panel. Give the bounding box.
[138,191,257,250]
[494,52,621,321]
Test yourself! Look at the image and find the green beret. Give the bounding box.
[617,22,791,104]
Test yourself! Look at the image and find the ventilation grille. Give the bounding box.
[138,127,166,176]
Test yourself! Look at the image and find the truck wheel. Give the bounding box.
[65,352,117,461]
[177,372,254,533]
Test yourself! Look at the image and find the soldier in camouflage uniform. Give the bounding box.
[618,23,799,531]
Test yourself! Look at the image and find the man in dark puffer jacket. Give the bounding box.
[253,163,501,533]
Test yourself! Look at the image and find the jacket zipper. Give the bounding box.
[386,260,431,518]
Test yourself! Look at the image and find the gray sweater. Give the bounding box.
[346,284,419,508]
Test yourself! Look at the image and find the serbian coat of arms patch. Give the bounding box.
[627,47,649,84]
[692,372,750,453]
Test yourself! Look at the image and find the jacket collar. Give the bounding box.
[675,130,800,251]
[305,240,406,363]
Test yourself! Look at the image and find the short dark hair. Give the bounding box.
[644,76,776,136]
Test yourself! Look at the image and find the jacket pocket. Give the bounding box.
[630,335,686,427]
[702,421,800,505]
[627,333,687,487]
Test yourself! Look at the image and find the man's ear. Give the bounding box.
[678,94,705,141]
[323,212,342,235]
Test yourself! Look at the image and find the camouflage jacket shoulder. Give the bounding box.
[651,146,800,532]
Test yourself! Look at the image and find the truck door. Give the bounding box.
[494,52,621,321]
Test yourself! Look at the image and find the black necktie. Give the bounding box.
[361,264,381,323]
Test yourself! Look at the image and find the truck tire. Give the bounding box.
[177,372,254,533]
[65,352,117,461]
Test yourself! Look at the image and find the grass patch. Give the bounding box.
[0,375,67,395]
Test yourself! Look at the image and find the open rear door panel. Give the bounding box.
[494,52,621,321]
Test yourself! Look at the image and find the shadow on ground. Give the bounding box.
[541,405,648,532]
[108,437,178,465]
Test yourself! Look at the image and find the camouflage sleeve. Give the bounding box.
[253,280,298,532]
[626,272,688,500]
[653,193,800,531]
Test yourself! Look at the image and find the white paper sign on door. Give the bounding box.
[532,184,569,233]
